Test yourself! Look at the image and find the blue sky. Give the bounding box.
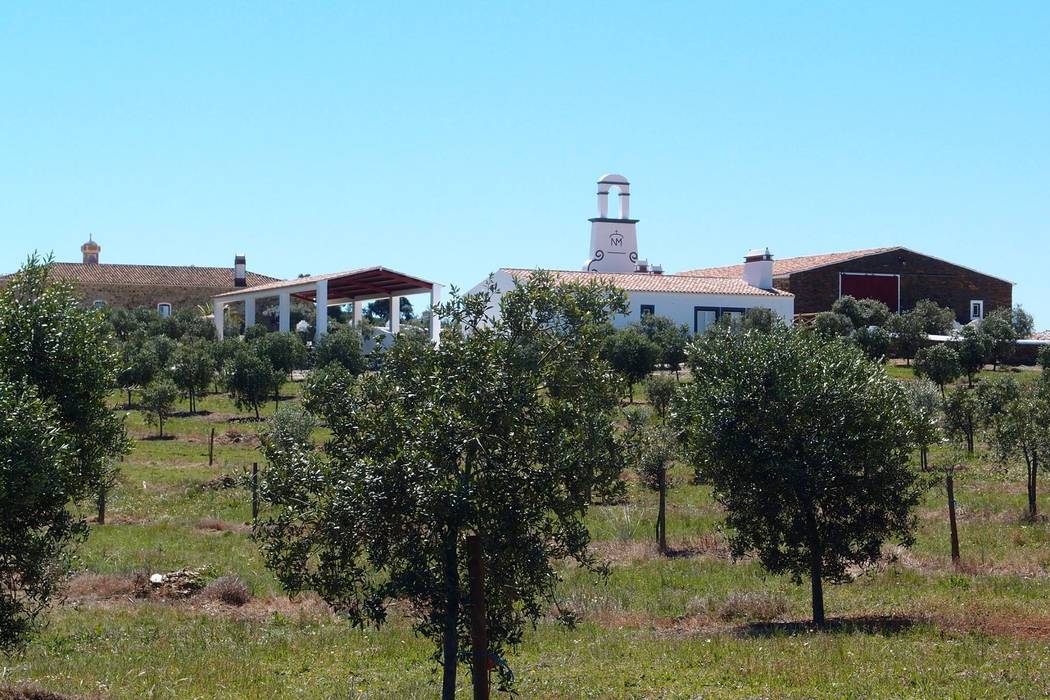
[2,3,1048,325]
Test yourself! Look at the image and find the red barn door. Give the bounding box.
[839,273,899,312]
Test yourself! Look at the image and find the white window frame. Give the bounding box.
[970,300,984,321]
[157,302,173,318]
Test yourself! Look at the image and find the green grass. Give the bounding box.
[6,384,1050,698]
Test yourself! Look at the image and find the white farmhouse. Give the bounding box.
[471,174,794,334]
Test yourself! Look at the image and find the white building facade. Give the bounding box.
[471,174,794,332]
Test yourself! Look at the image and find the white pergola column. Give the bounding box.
[429,285,441,344]
[389,295,400,334]
[315,280,328,342]
[244,297,256,328]
[352,300,362,327]
[212,299,225,341]
[278,292,291,333]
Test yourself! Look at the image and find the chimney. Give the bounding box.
[234,255,247,287]
[742,248,774,289]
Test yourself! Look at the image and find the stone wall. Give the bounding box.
[74,283,232,313]
[779,249,1013,322]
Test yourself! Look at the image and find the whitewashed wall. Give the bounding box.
[470,270,794,333]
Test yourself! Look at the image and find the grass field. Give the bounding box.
[4,372,1050,699]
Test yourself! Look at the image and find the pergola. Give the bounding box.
[211,266,441,343]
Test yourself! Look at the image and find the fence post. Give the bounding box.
[208,427,215,466]
[467,534,489,700]
[251,462,259,523]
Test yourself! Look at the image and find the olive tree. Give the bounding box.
[625,414,677,554]
[638,315,689,378]
[171,340,215,414]
[904,380,961,564]
[312,324,367,375]
[0,257,127,650]
[226,348,280,420]
[988,385,1050,520]
[943,385,981,454]
[116,336,157,408]
[256,273,627,697]
[832,295,891,329]
[913,344,962,397]
[141,376,178,438]
[674,327,921,627]
[910,299,956,335]
[601,326,659,401]
[957,326,992,385]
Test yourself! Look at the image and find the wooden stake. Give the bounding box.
[467,534,489,700]
[251,462,259,522]
[208,427,215,466]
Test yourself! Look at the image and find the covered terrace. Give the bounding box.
[211,266,441,343]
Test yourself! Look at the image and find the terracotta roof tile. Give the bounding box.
[679,247,899,278]
[500,268,791,297]
[1,262,278,289]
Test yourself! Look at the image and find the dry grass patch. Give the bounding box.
[63,572,139,601]
[590,532,732,566]
[0,686,99,700]
[200,575,251,606]
[196,517,250,534]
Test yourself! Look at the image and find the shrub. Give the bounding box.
[313,325,367,375]
[832,295,891,328]
[643,374,676,420]
[201,576,251,606]
[601,326,660,399]
[914,344,962,396]
[812,312,853,339]
[853,325,892,362]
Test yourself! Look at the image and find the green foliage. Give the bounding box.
[262,404,319,454]
[913,344,962,394]
[601,326,660,397]
[363,297,415,323]
[886,311,926,363]
[1009,305,1035,338]
[0,256,127,650]
[226,349,281,419]
[812,312,853,339]
[910,299,956,335]
[256,272,627,694]
[643,374,677,421]
[244,324,270,342]
[853,325,892,362]
[903,380,941,470]
[986,383,1050,518]
[141,376,179,437]
[958,326,993,383]
[150,334,177,366]
[943,385,981,454]
[738,307,781,334]
[171,340,215,413]
[980,308,1020,368]
[674,327,921,625]
[252,332,308,377]
[312,325,367,375]
[116,336,158,407]
[831,295,891,329]
[637,315,689,374]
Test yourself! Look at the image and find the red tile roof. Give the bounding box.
[1,262,278,289]
[679,247,899,278]
[500,269,791,297]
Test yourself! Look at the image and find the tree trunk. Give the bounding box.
[804,503,825,627]
[159,415,164,438]
[126,389,132,409]
[657,467,667,555]
[946,471,960,564]
[466,535,489,700]
[254,403,260,421]
[441,528,460,700]
[1028,453,1038,519]
[97,485,106,525]
[920,446,928,471]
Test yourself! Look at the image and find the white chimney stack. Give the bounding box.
[742,248,774,290]
[234,255,247,287]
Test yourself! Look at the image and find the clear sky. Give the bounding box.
[2,3,1048,326]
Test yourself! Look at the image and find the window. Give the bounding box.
[157,303,172,318]
[970,300,984,321]
[92,300,107,309]
[694,306,750,334]
[640,304,655,317]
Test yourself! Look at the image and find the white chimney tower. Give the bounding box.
[584,174,639,273]
[742,248,774,290]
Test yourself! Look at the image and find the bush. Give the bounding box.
[200,576,251,606]
[853,325,892,362]
[313,325,367,375]
[914,344,962,395]
[601,326,660,398]
[812,312,853,339]
[832,295,891,328]
[643,374,676,420]
[911,299,956,335]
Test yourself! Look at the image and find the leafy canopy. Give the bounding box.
[674,326,921,624]
[256,272,628,691]
[0,256,127,650]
